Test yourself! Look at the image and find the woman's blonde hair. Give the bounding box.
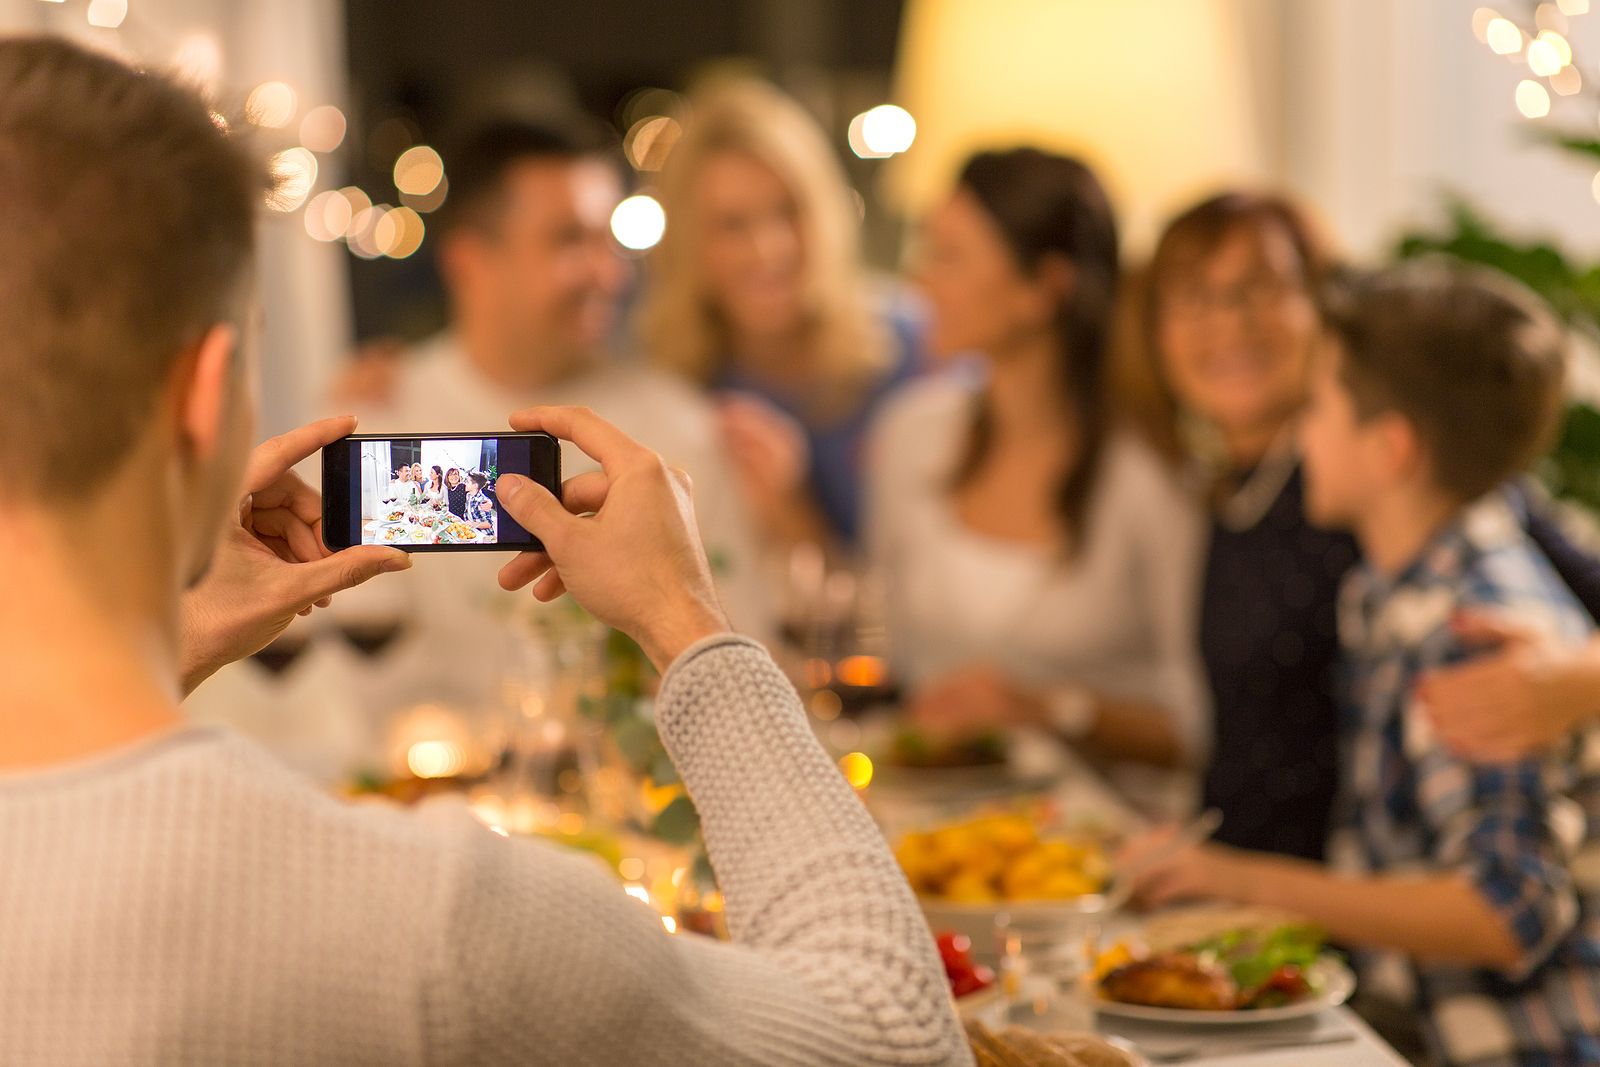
[638,78,886,413]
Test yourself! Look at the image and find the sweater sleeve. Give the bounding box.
[426,636,971,1067]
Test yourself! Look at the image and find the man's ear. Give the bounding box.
[176,323,239,462]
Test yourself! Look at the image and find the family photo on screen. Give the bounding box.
[359,438,499,546]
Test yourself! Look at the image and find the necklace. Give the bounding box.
[1211,428,1300,533]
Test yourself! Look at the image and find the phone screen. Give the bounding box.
[322,433,560,551]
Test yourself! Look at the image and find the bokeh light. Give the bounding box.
[624,115,683,172]
[1536,3,1568,32]
[347,203,390,259]
[610,193,666,251]
[1516,78,1552,118]
[303,189,353,242]
[246,81,298,129]
[393,145,444,196]
[406,740,465,779]
[1537,29,1573,66]
[374,205,425,259]
[1472,8,1500,42]
[338,186,372,235]
[838,751,874,790]
[86,0,126,28]
[848,104,917,159]
[299,105,347,154]
[171,33,223,94]
[1487,17,1524,54]
[400,175,449,214]
[265,147,317,212]
[1528,37,1563,76]
[1552,65,1584,95]
[1559,0,1589,14]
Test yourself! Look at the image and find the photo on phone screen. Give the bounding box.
[322,433,560,552]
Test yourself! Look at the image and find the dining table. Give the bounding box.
[854,721,1411,1067]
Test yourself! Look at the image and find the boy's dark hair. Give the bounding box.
[436,114,618,235]
[1321,261,1567,503]
[467,471,489,490]
[0,36,267,495]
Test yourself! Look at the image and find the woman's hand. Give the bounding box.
[907,663,1042,737]
[716,392,831,548]
[1417,611,1600,761]
[495,406,729,672]
[179,416,412,694]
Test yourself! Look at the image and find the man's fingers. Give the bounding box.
[508,405,649,476]
[496,474,576,549]
[559,471,609,515]
[253,508,324,564]
[532,569,567,602]
[244,415,358,493]
[497,551,551,591]
[292,545,412,604]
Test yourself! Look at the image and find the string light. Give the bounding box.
[1487,17,1524,54]
[86,0,126,28]
[246,81,298,129]
[1558,0,1589,14]
[1516,78,1552,117]
[1552,65,1584,94]
[400,175,448,214]
[1536,3,1569,32]
[610,193,666,251]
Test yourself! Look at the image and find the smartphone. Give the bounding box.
[322,432,561,552]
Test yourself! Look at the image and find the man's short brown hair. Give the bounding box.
[0,36,266,493]
[1322,261,1567,503]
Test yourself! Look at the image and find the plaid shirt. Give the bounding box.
[1335,493,1600,1067]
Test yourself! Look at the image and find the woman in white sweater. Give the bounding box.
[868,148,1207,769]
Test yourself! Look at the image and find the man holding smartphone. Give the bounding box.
[0,37,967,1066]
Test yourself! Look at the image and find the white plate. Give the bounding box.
[1093,956,1355,1025]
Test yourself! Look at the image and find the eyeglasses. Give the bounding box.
[1162,275,1306,319]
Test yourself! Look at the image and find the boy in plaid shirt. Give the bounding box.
[1131,263,1600,1066]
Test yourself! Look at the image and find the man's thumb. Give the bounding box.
[497,474,571,545]
[302,545,411,602]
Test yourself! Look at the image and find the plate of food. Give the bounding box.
[1092,909,1352,1025]
[897,810,1121,957]
[433,521,479,544]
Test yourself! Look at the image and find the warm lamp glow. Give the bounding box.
[887,0,1268,241]
[1486,17,1524,54]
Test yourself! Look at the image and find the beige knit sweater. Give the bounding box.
[0,635,971,1066]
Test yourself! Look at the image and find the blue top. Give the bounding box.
[713,294,924,546]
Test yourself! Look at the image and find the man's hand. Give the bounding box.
[179,416,411,694]
[495,406,729,672]
[1417,612,1600,762]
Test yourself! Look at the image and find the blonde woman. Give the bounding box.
[640,78,923,551]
